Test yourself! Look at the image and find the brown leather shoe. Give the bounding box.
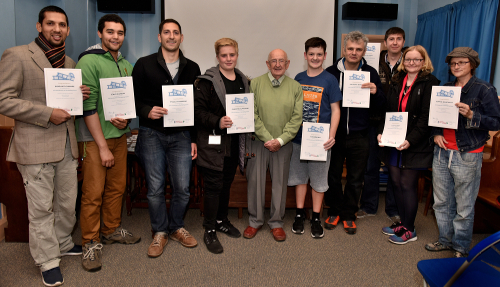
[243,226,261,239]
[169,228,197,248]
[148,233,168,258]
[271,228,286,241]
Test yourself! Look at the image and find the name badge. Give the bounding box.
[209,135,221,145]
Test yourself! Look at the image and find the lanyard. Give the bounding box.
[398,74,417,112]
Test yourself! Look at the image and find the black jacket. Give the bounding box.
[133,48,201,140]
[194,66,251,172]
[378,71,440,169]
[326,57,386,134]
[379,48,408,95]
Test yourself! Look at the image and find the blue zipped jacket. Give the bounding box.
[431,76,500,152]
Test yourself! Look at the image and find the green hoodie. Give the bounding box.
[75,44,133,141]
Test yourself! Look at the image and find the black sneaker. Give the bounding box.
[204,229,223,254]
[41,267,63,287]
[292,214,305,234]
[310,218,324,238]
[343,220,357,235]
[216,219,241,238]
[324,215,340,230]
[61,244,83,256]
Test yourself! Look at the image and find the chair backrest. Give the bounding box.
[445,231,500,287]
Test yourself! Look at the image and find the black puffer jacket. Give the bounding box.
[378,71,440,169]
[194,66,251,172]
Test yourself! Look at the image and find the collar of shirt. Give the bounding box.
[341,58,363,71]
[385,52,403,73]
[268,71,285,86]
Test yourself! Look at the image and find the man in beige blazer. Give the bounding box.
[0,6,89,287]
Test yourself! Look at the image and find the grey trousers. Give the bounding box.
[246,140,292,229]
[16,135,78,271]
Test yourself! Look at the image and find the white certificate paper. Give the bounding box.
[99,77,136,121]
[428,86,461,129]
[162,85,194,127]
[364,43,381,73]
[300,122,330,161]
[342,71,370,108]
[44,68,83,115]
[380,112,408,147]
[225,93,255,134]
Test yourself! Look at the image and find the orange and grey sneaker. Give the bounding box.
[343,220,356,235]
[324,215,340,230]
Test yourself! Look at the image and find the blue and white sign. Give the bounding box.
[380,112,408,148]
[364,42,381,73]
[44,68,83,115]
[300,122,330,161]
[52,72,75,81]
[343,70,370,108]
[226,93,254,134]
[428,86,461,129]
[99,77,136,121]
[389,115,404,122]
[162,84,194,127]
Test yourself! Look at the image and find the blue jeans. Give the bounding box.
[360,125,399,216]
[135,127,193,234]
[432,146,482,255]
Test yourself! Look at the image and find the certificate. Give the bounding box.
[44,68,83,115]
[380,112,408,147]
[364,43,381,73]
[342,71,370,108]
[225,93,255,134]
[162,85,194,127]
[99,77,137,121]
[428,86,461,129]
[300,122,330,161]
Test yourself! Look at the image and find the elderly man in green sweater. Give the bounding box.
[243,49,303,242]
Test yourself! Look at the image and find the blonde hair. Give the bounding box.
[214,38,238,56]
[397,45,434,73]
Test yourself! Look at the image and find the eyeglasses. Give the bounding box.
[269,59,287,65]
[448,61,470,67]
[404,59,424,63]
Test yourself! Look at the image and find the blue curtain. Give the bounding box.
[415,0,499,84]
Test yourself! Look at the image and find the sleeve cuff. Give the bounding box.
[276,138,284,146]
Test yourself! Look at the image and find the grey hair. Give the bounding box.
[343,31,369,51]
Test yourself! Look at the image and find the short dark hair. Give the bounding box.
[38,5,69,26]
[305,37,327,53]
[98,14,126,35]
[159,19,182,34]
[384,27,405,41]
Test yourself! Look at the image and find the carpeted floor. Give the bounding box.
[0,194,490,287]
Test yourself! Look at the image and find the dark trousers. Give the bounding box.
[360,125,399,217]
[200,155,239,230]
[325,130,370,221]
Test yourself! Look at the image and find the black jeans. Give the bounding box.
[325,129,370,221]
[200,155,239,230]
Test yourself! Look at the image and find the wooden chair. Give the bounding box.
[474,131,500,233]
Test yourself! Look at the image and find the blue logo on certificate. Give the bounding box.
[348,74,365,81]
[231,97,248,104]
[52,72,75,81]
[307,125,324,133]
[436,90,454,98]
[169,89,187,97]
[366,45,376,52]
[107,81,127,89]
[389,115,404,122]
